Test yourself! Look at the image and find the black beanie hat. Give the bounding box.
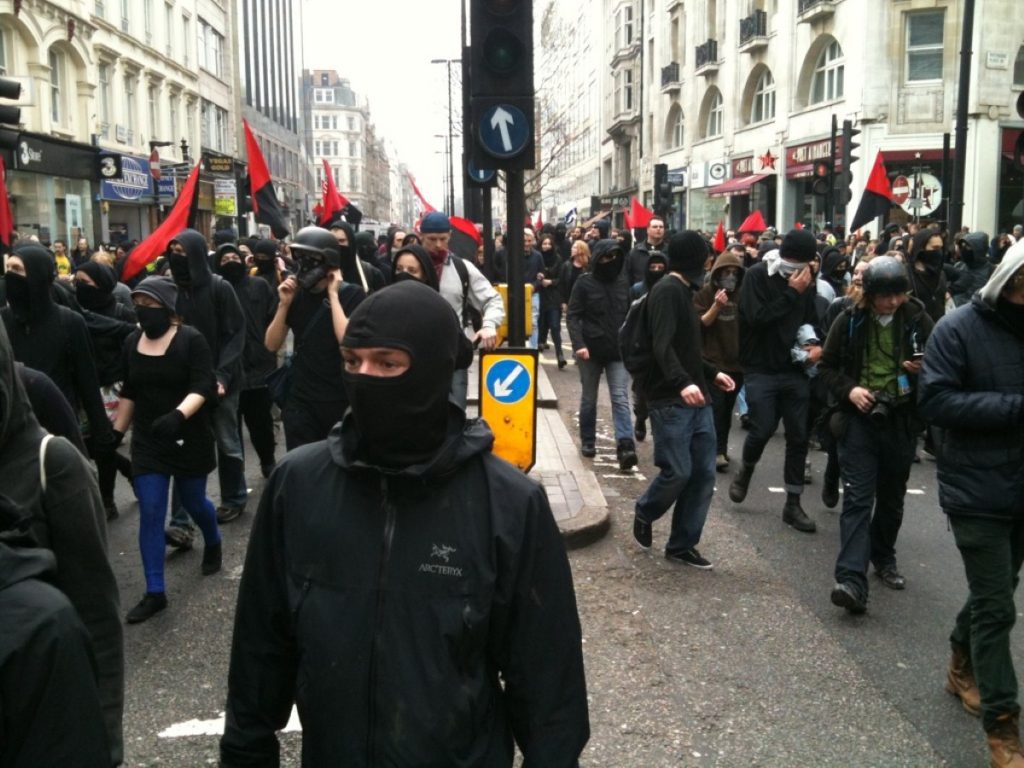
[593,218,610,238]
[667,231,708,280]
[77,260,118,294]
[131,275,179,312]
[253,239,278,258]
[779,229,817,263]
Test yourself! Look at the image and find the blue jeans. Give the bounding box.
[577,358,633,444]
[528,292,540,348]
[835,412,915,598]
[636,405,717,555]
[171,390,246,527]
[740,371,810,494]
[135,473,220,594]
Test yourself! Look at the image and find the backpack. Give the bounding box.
[449,255,483,332]
[618,292,653,375]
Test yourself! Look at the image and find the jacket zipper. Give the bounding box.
[367,474,396,764]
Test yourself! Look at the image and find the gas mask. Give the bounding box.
[296,254,328,291]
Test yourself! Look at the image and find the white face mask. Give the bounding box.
[777,259,804,277]
[875,313,895,327]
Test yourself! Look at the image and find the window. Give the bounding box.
[123,73,136,133]
[200,99,226,151]
[314,89,335,104]
[120,0,130,31]
[614,68,634,114]
[314,140,321,156]
[811,39,844,104]
[0,28,8,76]
[665,104,684,149]
[615,3,635,50]
[347,116,355,131]
[148,84,158,138]
[349,140,357,158]
[182,16,190,67]
[98,63,111,126]
[1016,46,1024,87]
[165,4,174,56]
[906,11,944,82]
[48,49,64,125]
[143,0,153,44]
[169,94,178,142]
[702,88,723,138]
[198,19,224,77]
[95,0,105,19]
[349,166,358,190]
[332,140,340,156]
[751,68,775,123]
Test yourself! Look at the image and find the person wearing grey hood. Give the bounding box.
[164,229,248,540]
[949,231,994,307]
[919,240,1024,766]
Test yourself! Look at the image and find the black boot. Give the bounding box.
[201,542,222,575]
[822,466,840,509]
[782,495,816,533]
[729,463,755,503]
[617,438,638,471]
[126,592,167,624]
[634,419,647,442]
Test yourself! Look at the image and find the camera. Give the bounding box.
[869,392,896,425]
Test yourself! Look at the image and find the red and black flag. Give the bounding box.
[243,119,290,238]
[121,162,201,282]
[448,216,483,262]
[850,151,895,232]
[318,158,362,228]
[0,157,13,253]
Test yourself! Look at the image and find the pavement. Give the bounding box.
[467,351,611,549]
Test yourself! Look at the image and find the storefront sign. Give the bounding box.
[205,155,234,174]
[667,168,687,188]
[732,155,755,177]
[65,194,83,244]
[100,155,175,202]
[898,172,942,217]
[214,178,237,216]
[13,134,96,178]
[786,137,844,179]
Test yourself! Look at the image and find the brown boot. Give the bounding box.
[946,644,982,717]
[986,712,1024,768]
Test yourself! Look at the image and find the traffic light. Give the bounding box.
[468,0,535,171]
[653,163,672,216]
[812,159,833,196]
[838,119,860,206]
[0,77,22,151]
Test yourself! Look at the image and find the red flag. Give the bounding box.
[407,172,437,215]
[319,158,346,225]
[0,157,13,250]
[794,221,804,230]
[713,221,726,253]
[738,210,767,234]
[121,163,201,282]
[533,210,543,230]
[628,196,653,229]
[243,120,289,238]
[850,151,895,232]
[449,216,483,261]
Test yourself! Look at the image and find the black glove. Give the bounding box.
[150,409,186,440]
[112,429,125,448]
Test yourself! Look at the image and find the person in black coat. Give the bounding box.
[566,238,637,469]
[907,227,949,323]
[918,242,1024,763]
[535,232,566,367]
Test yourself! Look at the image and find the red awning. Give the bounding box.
[707,173,772,198]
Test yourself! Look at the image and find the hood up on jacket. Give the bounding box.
[167,228,213,290]
[979,238,1024,307]
[821,246,848,279]
[589,239,625,281]
[958,231,989,267]
[0,321,42,453]
[707,249,745,283]
[390,245,440,291]
[5,244,57,324]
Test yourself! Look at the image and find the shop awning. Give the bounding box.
[707,173,771,198]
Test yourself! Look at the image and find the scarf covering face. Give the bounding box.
[5,245,56,324]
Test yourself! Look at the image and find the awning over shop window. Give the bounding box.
[707,173,772,198]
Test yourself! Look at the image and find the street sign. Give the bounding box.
[479,349,537,471]
[467,158,496,185]
[478,104,530,160]
[891,175,910,205]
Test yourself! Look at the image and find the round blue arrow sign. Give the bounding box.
[485,359,531,405]
[467,159,495,183]
[478,104,530,160]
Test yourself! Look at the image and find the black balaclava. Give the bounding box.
[645,252,668,289]
[75,261,118,312]
[329,221,359,279]
[216,244,247,284]
[591,240,624,283]
[167,228,211,289]
[667,231,709,286]
[252,239,278,275]
[390,245,440,291]
[131,276,178,339]
[342,280,472,468]
[5,245,56,324]
[912,228,943,272]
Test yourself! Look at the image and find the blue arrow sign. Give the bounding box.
[486,359,531,405]
[478,104,530,160]
[467,159,495,184]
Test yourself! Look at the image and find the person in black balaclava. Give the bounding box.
[390,244,440,291]
[1,244,116,459]
[215,243,279,486]
[566,238,637,469]
[820,245,850,299]
[908,226,948,323]
[949,231,994,307]
[327,218,385,293]
[221,280,589,766]
[627,250,667,442]
[164,229,248,539]
[251,238,282,286]
[74,260,137,519]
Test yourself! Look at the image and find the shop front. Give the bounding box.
[99,154,177,245]
[687,159,729,233]
[706,152,778,230]
[997,127,1023,233]
[666,167,688,231]
[878,148,947,232]
[784,137,841,232]
[2,132,98,247]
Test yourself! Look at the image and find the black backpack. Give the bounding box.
[618,292,653,375]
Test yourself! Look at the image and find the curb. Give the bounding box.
[560,505,612,550]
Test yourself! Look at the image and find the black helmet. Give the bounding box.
[862,255,910,295]
[289,226,340,268]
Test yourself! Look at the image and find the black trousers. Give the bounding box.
[237,387,276,469]
[709,370,743,457]
[741,371,810,494]
[282,397,347,451]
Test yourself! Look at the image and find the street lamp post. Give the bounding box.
[431,58,460,215]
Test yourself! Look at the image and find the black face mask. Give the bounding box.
[296,257,327,291]
[593,254,622,282]
[337,244,356,278]
[919,250,944,271]
[393,271,421,285]
[645,268,666,288]
[136,306,172,339]
[4,273,32,321]
[219,261,247,284]
[75,281,112,311]
[254,257,276,274]
[716,275,738,292]
[168,253,191,286]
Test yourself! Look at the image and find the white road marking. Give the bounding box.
[159,707,302,738]
[768,487,785,493]
[907,489,925,495]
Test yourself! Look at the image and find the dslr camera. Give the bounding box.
[869,392,896,425]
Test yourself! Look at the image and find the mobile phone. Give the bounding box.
[911,352,924,361]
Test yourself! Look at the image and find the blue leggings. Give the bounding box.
[134,473,221,594]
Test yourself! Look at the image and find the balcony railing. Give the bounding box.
[695,39,718,70]
[739,10,767,44]
[797,0,836,22]
[661,62,680,89]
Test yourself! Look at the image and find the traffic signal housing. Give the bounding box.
[653,163,672,217]
[0,77,22,151]
[812,159,833,196]
[838,119,860,206]
[468,0,535,171]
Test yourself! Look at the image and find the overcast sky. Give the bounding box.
[301,0,464,210]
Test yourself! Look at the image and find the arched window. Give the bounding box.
[811,39,844,104]
[664,103,684,149]
[751,69,775,124]
[48,48,65,125]
[1014,45,1024,87]
[701,88,723,138]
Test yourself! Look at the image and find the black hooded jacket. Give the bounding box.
[0,540,110,767]
[77,262,138,387]
[738,260,821,374]
[1,246,113,444]
[220,412,589,766]
[566,239,631,363]
[390,244,440,291]
[0,323,123,765]
[908,229,948,322]
[948,231,994,307]
[219,268,280,390]
[169,229,246,392]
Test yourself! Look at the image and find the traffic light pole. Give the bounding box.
[828,114,838,229]
[482,186,494,264]
[506,170,526,347]
[949,0,975,236]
